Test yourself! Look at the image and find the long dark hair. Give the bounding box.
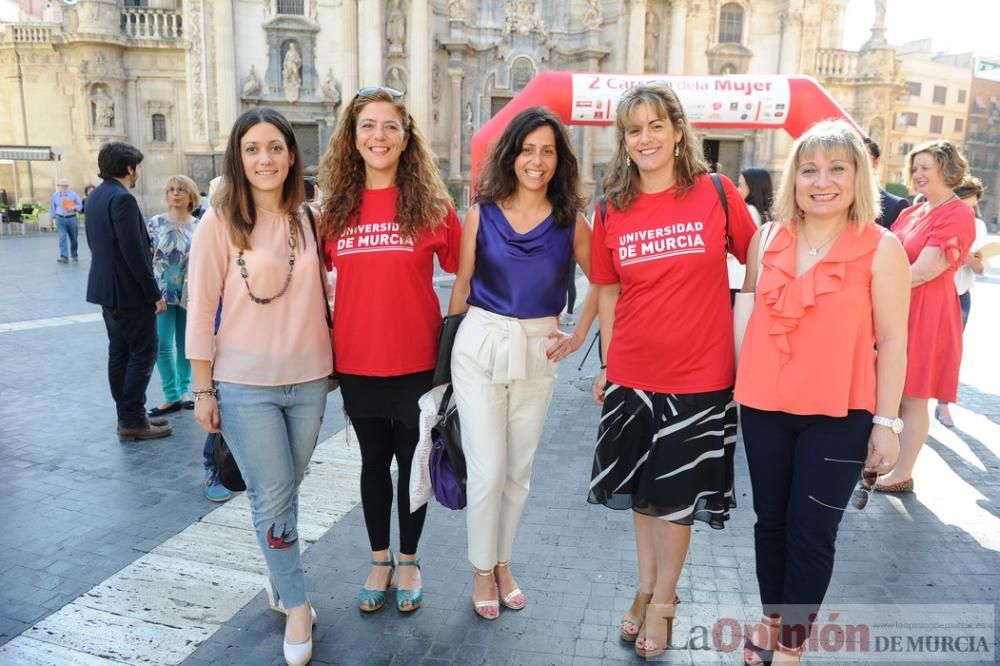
[217,108,305,251]
[475,106,587,228]
[740,167,773,222]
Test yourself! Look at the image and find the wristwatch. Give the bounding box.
[872,415,904,434]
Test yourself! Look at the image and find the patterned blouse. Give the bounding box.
[147,214,198,307]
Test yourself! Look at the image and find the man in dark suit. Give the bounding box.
[86,142,171,441]
[864,138,910,229]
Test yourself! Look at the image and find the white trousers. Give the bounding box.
[451,307,558,570]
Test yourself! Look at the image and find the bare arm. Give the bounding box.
[191,359,220,433]
[592,282,621,404]
[549,215,596,360]
[740,226,765,293]
[866,233,911,471]
[908,244,953,287]
[446,205,479,316]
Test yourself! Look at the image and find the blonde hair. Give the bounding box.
[905,140,968,190]
[164,174,200,213]
[602,83,708,211]
[773,120,880,230]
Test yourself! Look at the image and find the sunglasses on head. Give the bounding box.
[356,86,404,99]
[850,468,879,511]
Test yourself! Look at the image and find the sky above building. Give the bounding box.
[844,0,1000,57]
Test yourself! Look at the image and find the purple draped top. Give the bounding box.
[467,202,574,319]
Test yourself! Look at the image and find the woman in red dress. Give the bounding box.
[877,140,975,492]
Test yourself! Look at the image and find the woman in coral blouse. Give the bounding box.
[735,121,910,665]
[875,140,975,492]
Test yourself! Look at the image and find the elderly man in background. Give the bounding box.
[50,177,82,263]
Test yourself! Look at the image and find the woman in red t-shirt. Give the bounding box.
[317,87,461,614]
[588,83,755,658]
[876,141,975,493]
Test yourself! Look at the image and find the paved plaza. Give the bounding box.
[0,231,998,665]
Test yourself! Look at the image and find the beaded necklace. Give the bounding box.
[236,218,297,305]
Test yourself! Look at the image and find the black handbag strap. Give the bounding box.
[438,384,453,420]
[709,173,733,253]
[302,205,332,331]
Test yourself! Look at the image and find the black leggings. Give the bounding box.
[351,417,427,555]
[741,406,871,648]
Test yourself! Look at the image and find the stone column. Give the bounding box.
[214,0,238,148]
[408,0,430,129]
[448,68,463,180]
[627,0,647,73]
[358,0,383,87]
[668,0,687,73]
[342,0,359,97]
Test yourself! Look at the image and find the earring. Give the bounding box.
[626,155,632,168]
[674,144,680,157]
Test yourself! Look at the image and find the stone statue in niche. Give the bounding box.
[91,87,114,129]
[242,65,262,98]
[387,0,406,55]
[322,70,341,108]
[282,42,302,103]
[464,102,473,132]
[582,0,602,29]
[431,64,442,102]
[385,65,406,94]
[644,9,659,68]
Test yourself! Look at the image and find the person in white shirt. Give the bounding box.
[935,175,987,427]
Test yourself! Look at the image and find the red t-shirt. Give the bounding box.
[591,174,755,394]
[324,187,462,376]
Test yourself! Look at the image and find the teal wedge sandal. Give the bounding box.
[358,551,394,612]
[396,558,422,612]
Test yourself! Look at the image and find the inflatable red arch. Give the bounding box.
[470,72,860,187]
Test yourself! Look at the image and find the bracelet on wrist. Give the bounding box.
[192,388,218,401]
[600,364,607,370]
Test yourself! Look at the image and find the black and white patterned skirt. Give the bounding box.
[588,384,737,529]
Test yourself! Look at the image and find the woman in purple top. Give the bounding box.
[447,107,592,620]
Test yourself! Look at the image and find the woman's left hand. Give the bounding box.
[546,329,584,362]
[865,424,900,474]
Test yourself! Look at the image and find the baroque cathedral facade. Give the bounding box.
[0,0,900,211]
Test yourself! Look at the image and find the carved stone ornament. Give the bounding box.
[242,66,262,98]
[502,1,548,40]
[582,0,603,30]
[431,64,442,102]
[386,64,407,94]
[322,69,342,107]
[90,86,115,129]
[448,0,465,20]
[387,0,406,55]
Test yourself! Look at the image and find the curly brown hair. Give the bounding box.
[317,89,450,240]
[474,106,587,228]
[602,83,708,211]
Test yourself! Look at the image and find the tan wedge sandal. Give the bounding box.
[620,591,653,642]
[635,601,677,659]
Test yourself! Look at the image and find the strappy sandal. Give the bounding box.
[773,640,804,665]
[744,615,781,665]
[635,601,676,659]
[396,558,422,612]
[472,567,500,620]
[495,560,526,610]
[620,591,653,642]
[358,550,394,612]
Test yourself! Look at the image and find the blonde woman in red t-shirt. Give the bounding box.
[317,87,462,614]
[588,83,756,658]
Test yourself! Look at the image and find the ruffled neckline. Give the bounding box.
[756,223,881,365]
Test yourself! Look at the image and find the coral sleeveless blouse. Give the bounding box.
[735,223,886,417]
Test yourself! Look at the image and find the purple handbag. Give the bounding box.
[429,385,466,510]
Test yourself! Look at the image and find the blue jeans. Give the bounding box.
[155,305,190,403]
[55,215,79,259]
[216,378,327,609]
[959,290,971,330]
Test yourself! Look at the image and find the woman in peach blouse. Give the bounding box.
[186,108,331,666]
[734,121,910,665]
